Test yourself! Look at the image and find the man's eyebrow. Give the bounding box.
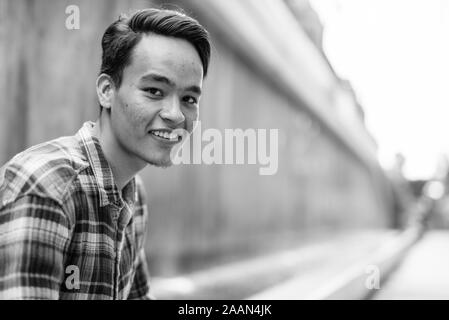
[140,73,175,86]
[185,85,202,95]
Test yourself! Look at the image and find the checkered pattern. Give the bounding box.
[0,121,152,299]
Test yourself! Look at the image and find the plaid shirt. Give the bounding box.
[0,121,152,299]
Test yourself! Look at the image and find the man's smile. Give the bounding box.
[148,128,183,143]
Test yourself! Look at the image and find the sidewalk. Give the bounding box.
[373,230,449,299]
[150,229,417,300]
[248,226,421,300]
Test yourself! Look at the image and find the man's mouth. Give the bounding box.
[149,129,183,142]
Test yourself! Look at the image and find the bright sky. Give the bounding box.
[309,0,449,180]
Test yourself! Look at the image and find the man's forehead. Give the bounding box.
[128,34,204,81]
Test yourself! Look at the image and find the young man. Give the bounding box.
[0,8,211,299]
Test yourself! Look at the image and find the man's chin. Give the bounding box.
[145,157,173,168]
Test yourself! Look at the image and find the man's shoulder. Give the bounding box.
[0,135,89,207]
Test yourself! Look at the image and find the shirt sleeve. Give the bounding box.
[0,194,71,299]
[127,248,154,300]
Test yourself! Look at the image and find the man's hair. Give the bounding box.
[100,8,211,89]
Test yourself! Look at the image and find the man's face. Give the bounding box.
[110,33,203,167]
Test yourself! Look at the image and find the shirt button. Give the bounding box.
[111,209,119,222]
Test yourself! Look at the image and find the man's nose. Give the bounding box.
[159,97,185,126]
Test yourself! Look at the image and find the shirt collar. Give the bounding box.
[76,121,137,208]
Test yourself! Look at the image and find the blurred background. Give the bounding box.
[1,0,449,299]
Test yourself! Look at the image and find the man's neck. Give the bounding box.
[92,118,146,191]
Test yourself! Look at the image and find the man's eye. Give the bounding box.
[143,88,163,97]
[183,96,198,105]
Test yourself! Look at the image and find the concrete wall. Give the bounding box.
[0,0,393,276]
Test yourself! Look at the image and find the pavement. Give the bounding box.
[373,230,449,300]
[150,229,418,300]
[248,226,422,300]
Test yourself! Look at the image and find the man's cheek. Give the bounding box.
[187,110,199,133]
[187,119,197,134]
[127,103,151,125]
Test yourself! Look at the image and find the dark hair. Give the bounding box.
[100,8,211,89]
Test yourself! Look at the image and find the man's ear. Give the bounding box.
[96,74,115,110]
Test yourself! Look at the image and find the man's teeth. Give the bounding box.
[152,131,178,140]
